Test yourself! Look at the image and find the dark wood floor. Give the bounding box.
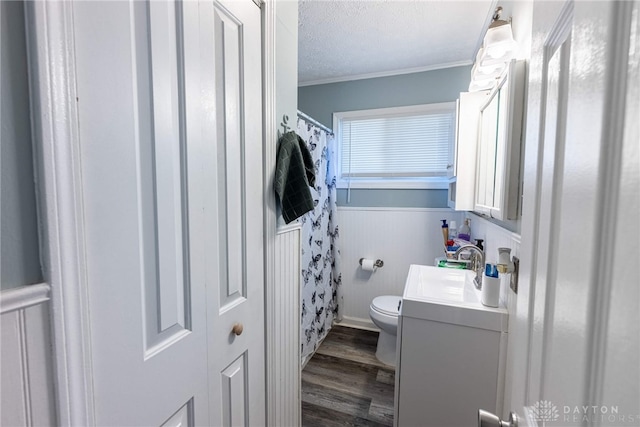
[302,326,395,427]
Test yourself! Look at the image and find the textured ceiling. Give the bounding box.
[298,0,496,85]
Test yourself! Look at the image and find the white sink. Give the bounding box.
[413,266,479,304]
[401,264,508,332]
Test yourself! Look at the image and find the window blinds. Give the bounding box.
[339,111,454,179]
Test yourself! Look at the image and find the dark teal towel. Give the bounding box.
[275,131,316,223]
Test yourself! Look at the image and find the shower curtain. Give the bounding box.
[297,116,342,365]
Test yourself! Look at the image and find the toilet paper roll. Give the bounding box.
[361,258,376,272]
[481,274,500,308]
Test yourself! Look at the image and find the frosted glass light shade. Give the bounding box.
[471,56,507,81]
[469,78,495,92]
[468,18,518,92]
[479,21,518,66]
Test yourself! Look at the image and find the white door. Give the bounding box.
[72,0,264,425]
[503,1,639,426]
[198,1,266,426]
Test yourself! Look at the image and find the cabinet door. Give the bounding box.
[474,60,525,220]
[450,91,490,211]
[476,92,500,215]
[396,317,504,427]
[447,99,460,179]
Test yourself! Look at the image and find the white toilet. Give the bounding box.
[369,295,402,367]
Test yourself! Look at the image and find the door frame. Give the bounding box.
[261,0,282,425]
[26,0,279,425]
[25,1,95,425]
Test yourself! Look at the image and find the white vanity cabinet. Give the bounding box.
[394,265,508,427]
[448,90,491,210]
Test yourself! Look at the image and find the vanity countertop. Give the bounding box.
[401,264,508,332]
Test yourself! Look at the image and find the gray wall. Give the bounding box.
[276,0,298,130]
[298,65,471,129]
[335,188,448,208]
[1,1,43,289]
[298,65,471,207]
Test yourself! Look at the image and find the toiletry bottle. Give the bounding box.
[459,219,471,241]
[449,221,458,239]
[475,239,484,251]
[441,220,449,246]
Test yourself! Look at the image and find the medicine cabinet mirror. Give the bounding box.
[474,60,525,220]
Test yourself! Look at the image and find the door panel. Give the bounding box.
[510,1,639,424]
[133,0,192,355]
[146,0,189,334]
[528,15,571,404]
[73,0,264,425]
[221,353,249,426]
[213,3,248,309]
[161,400,193,427]
[198,1,265,426]
[75,1,209,424]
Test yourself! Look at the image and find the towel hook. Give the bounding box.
[280,114,291,136]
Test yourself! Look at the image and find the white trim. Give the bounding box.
[586,0,636,409]
[336,177,448,190]
[333,102,457,121]
[337,207,454,213]
[262,1,282,426]
[0,283,51,315]
[298,60,473,87]
[336,316,379,332]
[25,2,95,425]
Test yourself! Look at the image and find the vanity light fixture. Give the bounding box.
[469,6,518,92]
[480,11,518,65]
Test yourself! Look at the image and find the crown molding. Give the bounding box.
[298,60,473,87]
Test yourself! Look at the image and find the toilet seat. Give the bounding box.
[371,296,401,317]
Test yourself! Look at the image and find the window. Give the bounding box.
[333,103,456,189]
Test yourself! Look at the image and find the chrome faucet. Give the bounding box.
[454,244,485,290]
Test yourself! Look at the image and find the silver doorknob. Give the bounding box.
[231,323,244,336]
[478,410,518,427]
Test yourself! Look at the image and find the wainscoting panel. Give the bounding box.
[336,207,463,328]
[0,284,56,426]
[271,225,301,427]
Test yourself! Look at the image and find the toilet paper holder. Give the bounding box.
[359,258,384,268]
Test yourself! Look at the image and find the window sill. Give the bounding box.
[336,178,448,190]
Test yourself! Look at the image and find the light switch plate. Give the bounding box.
[510,256,519,294]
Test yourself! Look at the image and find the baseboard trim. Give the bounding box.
[335,316,379,332]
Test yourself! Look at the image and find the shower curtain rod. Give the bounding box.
[297,110,334,135]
